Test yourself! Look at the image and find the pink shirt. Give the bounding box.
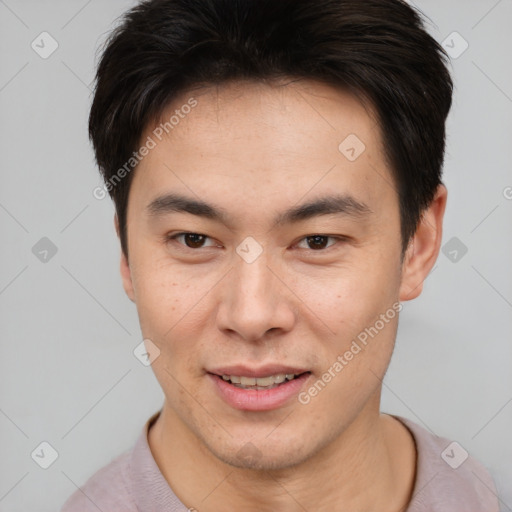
[61,410,500,511]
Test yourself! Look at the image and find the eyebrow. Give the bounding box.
[146,192,372,228]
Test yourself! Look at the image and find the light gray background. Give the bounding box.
[0,0,511,510]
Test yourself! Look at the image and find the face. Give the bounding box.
[118,78,442,471]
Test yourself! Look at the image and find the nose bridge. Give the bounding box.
[232,246,276,312]
[217,244,295,340]
[235,249,273,300]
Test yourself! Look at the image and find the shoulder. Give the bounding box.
[393,415,500,512]
[60,449,135,512]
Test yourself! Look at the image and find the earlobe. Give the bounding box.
[114,214,136,303]
[399,184,447,301]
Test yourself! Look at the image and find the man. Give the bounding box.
[62,0,500,510]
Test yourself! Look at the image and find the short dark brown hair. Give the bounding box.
[89,0,453,258]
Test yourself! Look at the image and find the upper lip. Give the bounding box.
[208,365,310,378]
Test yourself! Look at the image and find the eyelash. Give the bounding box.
[165,232,346,253]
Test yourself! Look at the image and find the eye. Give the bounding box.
[165,232,345,252]
[166,232,218,249]
[296,235,340,251]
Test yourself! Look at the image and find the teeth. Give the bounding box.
[220,373,302,389]
[251,376,275,386]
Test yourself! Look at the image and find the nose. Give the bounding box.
[216,249,296,343]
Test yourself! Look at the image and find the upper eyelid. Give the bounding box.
[168,232,220,247]
[168,232,343,249]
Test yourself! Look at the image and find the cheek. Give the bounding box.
[130,254,219,378]
[131,254,200,333]
[290,255,401,341]
[299,312,398,423]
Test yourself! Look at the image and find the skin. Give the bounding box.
[115,78,447,511]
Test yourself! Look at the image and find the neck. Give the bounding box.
[148,390,416,512]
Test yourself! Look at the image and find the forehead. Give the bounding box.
[162,78,380,149]
[130,78,396,222]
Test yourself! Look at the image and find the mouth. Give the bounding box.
[216,372,309,390]
[207,367,312,411]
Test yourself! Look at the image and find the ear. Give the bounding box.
[114,214,136,303]
[399,184,447,301]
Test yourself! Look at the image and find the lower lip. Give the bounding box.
[208,373,311,411]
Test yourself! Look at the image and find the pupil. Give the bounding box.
[186,233,205,248]
[308,235,327,250]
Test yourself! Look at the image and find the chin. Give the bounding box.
[203,434,314,472]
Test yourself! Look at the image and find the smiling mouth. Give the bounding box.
[211,372,311,390]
